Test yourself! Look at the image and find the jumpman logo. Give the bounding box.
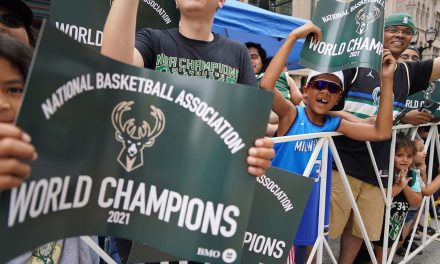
[366,70,374,78]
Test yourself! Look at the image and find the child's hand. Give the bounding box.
[289,23,322,43]
[381,49,397,81]
[396,169,411,190]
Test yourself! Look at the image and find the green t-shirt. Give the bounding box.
[256,72,290,100]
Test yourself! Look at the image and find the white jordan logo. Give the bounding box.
[366,70,374,78]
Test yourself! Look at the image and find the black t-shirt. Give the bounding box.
[135,28,257,86]
[373,191,410,247]
[334,60,433,187]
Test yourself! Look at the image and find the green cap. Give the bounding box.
[385,13,416,33]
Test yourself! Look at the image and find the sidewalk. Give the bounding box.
[324,232,440,264]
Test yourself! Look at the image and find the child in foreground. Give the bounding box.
[259,23,396,263]
[398,134,440,255]
[372,133,422,263]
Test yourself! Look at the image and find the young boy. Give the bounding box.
[259,23,396,263]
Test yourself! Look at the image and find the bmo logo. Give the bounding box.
[197,247,221,258]
[197,247,237,263]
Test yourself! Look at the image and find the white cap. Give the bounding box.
[306,70,344,91]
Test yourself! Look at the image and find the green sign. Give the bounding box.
[49,0,179,50]
[128,167,314,263]
[242,167,313,263]
[300,0,385,72]
[406,81,440,120]
[0,24,273,263]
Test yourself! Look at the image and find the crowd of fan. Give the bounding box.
[0,1,439,264]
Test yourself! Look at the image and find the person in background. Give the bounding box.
[398,47,434,125]
[395,133,440,256]
[246,42,303,105]
[372,133,422,263]
[246,42,303,136]
[330,13,440,263]
[246,41,267,79]
[399,46,420,62]
[0,0,36,47]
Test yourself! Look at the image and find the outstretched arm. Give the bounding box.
[329,110,368,123]
[421,167,440,196]
[101,0,144,67]
[259,23,322,136]
[430,57,440,82]
[338,50,395,141]
[0,124,37,191]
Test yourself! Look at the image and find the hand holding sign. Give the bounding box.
[381,49,397,82]
[400,110,434,125]
[247,137,275,176]
[0,123,37,191]
[288,22,322,43]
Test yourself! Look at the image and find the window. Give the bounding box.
[248,0,292,16]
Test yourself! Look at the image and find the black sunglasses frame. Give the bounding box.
[308,80,343,94]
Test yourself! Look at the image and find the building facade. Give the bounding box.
[244,0,314,19]
[385,0,440,59]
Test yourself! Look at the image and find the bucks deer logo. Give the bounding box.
[112,101,165,172]
[423,83,436,100]
[355,6,381,34]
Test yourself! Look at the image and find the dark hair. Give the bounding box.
[0,0,36,46]
[406,45,421,58]
[395,132,417,156]
[245,42,268,72]
[0,34,33,79]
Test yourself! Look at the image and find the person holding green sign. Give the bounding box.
[0,35,34,192]
[330,13,440,263]
[397,47,435,125]
[0,34,100,264]
[101,1,274,263]
[259,22,397,263]
[101,0,274,178]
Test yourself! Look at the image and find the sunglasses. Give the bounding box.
[399,54,419,62]
[308,80,343,94]
[0,14,25,28]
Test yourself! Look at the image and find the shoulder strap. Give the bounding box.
[402,62,410,96]
[351,67,359,84]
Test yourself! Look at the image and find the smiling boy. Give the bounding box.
[259,22,396,263]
